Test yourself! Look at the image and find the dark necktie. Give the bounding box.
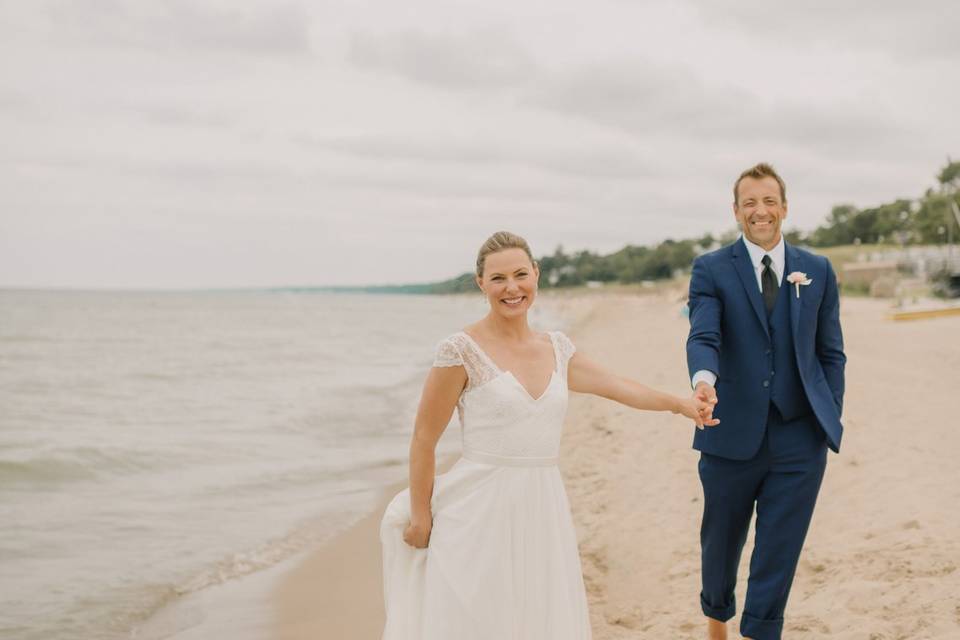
[761,254,778,313]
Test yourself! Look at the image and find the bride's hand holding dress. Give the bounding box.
[401,362,466,550]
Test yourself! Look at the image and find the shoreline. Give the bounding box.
[270,454,459,640]
[271,482,402,640]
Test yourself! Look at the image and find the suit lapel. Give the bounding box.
[785,242,803,346]
[731,237,770,337]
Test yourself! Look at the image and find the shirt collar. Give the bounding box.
[740,233,785,271]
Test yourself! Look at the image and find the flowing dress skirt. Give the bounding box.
[380,456,592,640]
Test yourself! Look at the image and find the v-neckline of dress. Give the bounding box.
[459,331,559,402]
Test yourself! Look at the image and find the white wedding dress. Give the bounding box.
[380,331,592,640]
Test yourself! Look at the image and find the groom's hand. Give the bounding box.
[693,382,718,425]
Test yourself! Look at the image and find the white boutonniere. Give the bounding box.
[786,271,812,298]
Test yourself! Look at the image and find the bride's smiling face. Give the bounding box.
[477,248,539,317]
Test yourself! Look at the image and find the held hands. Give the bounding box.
[675,394,719,429]
[403,517,433,549]
[688,382,719,430]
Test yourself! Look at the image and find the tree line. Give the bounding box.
[802,160,960,247]
[347,159,960,295]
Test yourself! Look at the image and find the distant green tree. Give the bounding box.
[914,191,960,244]
[867,200,912,242]
[937,159,960,189]
[538,246,570,289]
[581,251,618,282]
[809,204,858,246]
[783,228,806,245]
[608,245,651,283]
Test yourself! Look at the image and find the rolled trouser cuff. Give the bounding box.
[700,592,735,622]
[740,612,784,640]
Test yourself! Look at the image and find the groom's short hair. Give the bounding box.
[734,163,787,206]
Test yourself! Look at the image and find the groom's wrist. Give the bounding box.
[691,369,717,389]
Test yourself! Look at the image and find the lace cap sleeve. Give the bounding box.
[553,331,577,363]
[432,336,464,368]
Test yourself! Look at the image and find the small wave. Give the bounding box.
[0,457,101,484]
[130,371,181,381]
[365,457,406,470]
[172,516,360,596]
[196,456,406,498]
[0,447,170,486]
[128,500,378,639]
[0,334,57,344]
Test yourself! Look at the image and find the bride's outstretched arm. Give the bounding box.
[567,352,719,430]
[404,365,468,548]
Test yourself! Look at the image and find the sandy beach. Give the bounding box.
[271,290,960,639]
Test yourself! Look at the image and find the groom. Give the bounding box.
[686,163,845,640]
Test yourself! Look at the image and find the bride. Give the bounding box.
[381,231,717,640]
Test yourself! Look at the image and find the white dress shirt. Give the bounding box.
[691,234,785,389]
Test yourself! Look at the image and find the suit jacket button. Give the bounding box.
[762,380,770,388]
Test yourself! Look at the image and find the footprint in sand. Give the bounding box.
[607,611,641,629]
[584,548,610,575]
[591,417,614,436]
[787,615,830,634]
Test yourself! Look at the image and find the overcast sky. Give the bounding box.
[2,0,958,288]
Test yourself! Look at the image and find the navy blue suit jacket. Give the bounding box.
[686,238,846,459]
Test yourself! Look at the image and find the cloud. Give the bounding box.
[690,0,960,58]
[526,60,920,159]
[0,89,30,111]
[44,0,311,54]
[125,104,234,129]
[296,133,657,181]
[348,27,538,89]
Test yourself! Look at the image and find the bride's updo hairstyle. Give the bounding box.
[476,231,537,277]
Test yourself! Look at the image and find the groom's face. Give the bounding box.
[734,176,788,251]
